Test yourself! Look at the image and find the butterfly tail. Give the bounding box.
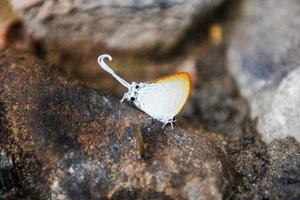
[97,54,131,89]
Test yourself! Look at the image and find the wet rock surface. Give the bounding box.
[0,49,231,199]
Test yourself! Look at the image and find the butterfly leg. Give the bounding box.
[170,121,174,130]
[120,92,129,102]
[162,122,168,129]
[162,121,174,130]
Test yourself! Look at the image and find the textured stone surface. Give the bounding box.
[257,68,300,143]
[227,0,300,118]
[9,0,224,52]
[228,123,300,200]
[0,49,231,199]
[260,138,300,200]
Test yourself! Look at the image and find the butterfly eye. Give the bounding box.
[130,97,136,101]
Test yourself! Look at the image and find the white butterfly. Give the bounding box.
[97,54,191,129]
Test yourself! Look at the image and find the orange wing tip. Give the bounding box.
[154,72,191,94]
[155,72,191,84]
[176,72,191,110]
[154,72,191,114]
[174,72,191,98]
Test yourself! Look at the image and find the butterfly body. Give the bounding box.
[97,54,191,129]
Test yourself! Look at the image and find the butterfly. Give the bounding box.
[97,54,191,129]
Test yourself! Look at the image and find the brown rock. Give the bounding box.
[227,121,300,200]
[0,49,231,199]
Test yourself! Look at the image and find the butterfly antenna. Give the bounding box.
[97,54,131,89]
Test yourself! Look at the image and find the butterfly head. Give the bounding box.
[124,82,143,102]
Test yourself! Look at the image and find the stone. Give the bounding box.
[227,124,300,199]
[257,68,300,143]
[259,138,300,199]
[9,0,225,52]
[0,48,231,199]
[259,138,300,200]
[227,0,300,118]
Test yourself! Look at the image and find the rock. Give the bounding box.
[9,0,225,52]
[259,138,300,200]
[227,0,300,119]
[257,68,300,143]
[227,124,300,199]
[0,48,231,199]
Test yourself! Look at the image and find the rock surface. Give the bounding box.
[227,0,300,119]
[0,49,231,199]
[260,138,300,200]
[9,0,224,52]
[227,123,300,200]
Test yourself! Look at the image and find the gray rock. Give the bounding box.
[9,0,224,52]
[227,0,300,118]
[257,68,300,143]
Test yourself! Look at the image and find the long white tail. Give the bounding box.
[97,54,131,88]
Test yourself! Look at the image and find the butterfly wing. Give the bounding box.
[135,72,191,122]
